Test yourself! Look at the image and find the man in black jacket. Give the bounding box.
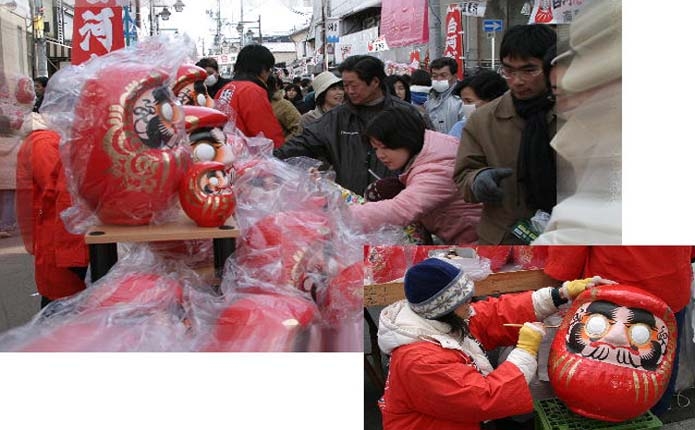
[274,55,424,196]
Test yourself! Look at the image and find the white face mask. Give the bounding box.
[431,79,450,93]
[204,74,218,87]
[461,103,476,118]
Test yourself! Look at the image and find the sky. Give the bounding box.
[163,0,311,51]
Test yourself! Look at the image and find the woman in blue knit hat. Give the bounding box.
[377,257,611,430]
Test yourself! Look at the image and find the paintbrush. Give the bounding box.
[503,323,561,328]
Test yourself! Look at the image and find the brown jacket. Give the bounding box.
[271,90,303,139]
[453,91,555,244]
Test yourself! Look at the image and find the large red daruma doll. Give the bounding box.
[548,285,677,422]
[69,64,190,225]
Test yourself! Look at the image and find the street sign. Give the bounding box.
[483,19,503,33]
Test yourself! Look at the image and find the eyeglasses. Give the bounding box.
[498,65,543,81]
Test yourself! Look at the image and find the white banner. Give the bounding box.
[326,18,340,43]
[367,35,389,52]
[460,0,487,17]
[528,0,586,24]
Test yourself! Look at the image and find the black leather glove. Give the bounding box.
[472,168,513,202]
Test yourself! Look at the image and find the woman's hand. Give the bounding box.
[559,276,617,300]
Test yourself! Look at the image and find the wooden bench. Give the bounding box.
[85,213,240,282]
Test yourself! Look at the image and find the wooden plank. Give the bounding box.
[85,213,240,244]
[364,269,561,307]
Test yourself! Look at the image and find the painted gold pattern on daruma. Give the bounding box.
[558,357,576,382]
[185,115,200,130]
[650,374,659,403]
[551,354,569,373]
[633,370,640,403]
[564,359,580,388]
[642,372,650,403]
[102,73,178,194]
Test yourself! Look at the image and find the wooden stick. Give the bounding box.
[503,323,561,328]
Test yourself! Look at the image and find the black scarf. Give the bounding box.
[513,93,556,213]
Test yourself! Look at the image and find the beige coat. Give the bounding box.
[270,90,303,139]
[453,91,555,244]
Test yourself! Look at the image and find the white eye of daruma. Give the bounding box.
[160,102,174,121]
[629,324,651,346]
[585,314,609,337]
[193,143,216,162]
[196,94,207,106]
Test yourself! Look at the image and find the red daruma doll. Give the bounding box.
[548,285,677,422]
[68,64,190,225]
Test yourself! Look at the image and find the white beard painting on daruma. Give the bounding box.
[565,301,668,371]
[548,284,677,422]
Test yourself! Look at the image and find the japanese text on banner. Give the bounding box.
[460,0,487,17]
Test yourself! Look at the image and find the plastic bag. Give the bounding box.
[0,246,205,351]
[40,34,199,231]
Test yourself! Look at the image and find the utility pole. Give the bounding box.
[321,0,327,71]
[29,0,47,77]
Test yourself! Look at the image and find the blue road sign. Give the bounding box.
[483,19,503,33]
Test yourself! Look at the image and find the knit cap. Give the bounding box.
[404,258,475,319]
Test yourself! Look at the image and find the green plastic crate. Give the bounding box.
[534,398,663,430]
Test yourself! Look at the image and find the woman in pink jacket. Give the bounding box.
[349,105,481,244]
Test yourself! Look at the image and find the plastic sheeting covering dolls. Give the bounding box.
[39,35,200,229]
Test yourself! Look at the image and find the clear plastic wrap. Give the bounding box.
[0,246,206,351]
[0,72,34,136]
[213,155,403,350]
[40,34,199,231]
[201,292,322,352]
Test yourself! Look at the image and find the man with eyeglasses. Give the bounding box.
[453,24,557,245]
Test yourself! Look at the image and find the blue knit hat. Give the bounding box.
[404,258,475,319]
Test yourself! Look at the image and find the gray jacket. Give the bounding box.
[424,85,464,133]
[274,94,420,195]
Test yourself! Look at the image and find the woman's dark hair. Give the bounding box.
[233,44,275,78]
[315,82,343,108]
[35,76,49,88]
[500,24,556,62]
[410,69,431,86]
[337,55,386,91]
[365,105,425,156]
[452,70,508,102]
[284,83,304,102]
[263,74,278,101]
[385,75,412,103]
[434,312,470,340]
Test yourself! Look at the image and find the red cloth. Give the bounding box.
[380,292,537,430]
[16,130,89,299]
[544,246,694,312]
[214,80,285,148]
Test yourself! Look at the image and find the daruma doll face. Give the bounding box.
[548,285,676,422]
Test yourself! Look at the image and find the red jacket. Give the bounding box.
[378,292,537,430]
[544,246,694,312]
[215,80,285,148]
[16,129,89,299]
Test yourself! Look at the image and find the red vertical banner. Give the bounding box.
[72,0,125,65]
[443,4,464,79]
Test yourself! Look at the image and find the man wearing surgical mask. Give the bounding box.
[424,57,463,133]
[195,57,231,98]
[447,71,508,139]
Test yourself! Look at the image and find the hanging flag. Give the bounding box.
[380,0,429,48]
[528,0,586,24]
[326,18,340,43]
[460,0,487,18]
[72,0,126,65]
[443,4,464,79]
